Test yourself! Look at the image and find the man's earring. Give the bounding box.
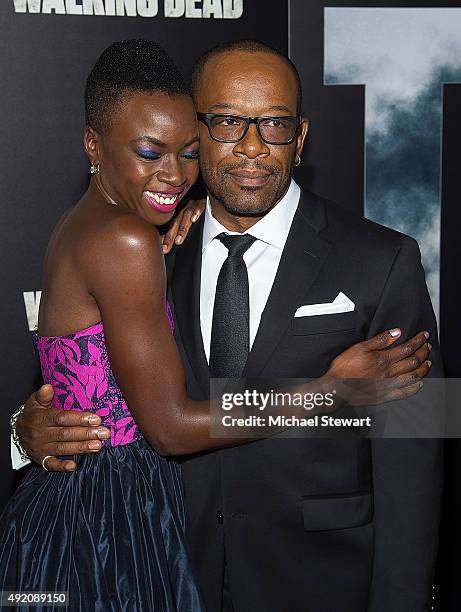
[294,155,301,167]
[90,162,100,175]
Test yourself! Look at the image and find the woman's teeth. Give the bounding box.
[145,191,179,205]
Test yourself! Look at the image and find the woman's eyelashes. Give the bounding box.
[136,149,162,160]
[182,149,199,160]
[136,149,199,161]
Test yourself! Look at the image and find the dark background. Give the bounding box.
[1,0,460,607]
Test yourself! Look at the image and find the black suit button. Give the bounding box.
[217,510,224,524]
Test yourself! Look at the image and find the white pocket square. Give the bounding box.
[294,292,355,317]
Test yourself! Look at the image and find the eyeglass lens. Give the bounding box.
[209,116,297,143]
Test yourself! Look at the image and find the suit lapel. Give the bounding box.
[170,217,210,396]
[243,191,332,378]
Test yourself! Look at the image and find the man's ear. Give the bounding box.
[84,126,101,164]
[295,117,309,158]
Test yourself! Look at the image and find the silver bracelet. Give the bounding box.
[11,404,30,462]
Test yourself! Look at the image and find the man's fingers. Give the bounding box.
[28,408,101,428]
[45,438,106,455]
[49,410,102,427]
[51,425,109,443]
[363,329,402,351]
[384,331,430,364]
[42,456,77,472]
[34,384,54,407]
[387,344,430,377]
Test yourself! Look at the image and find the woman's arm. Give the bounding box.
[81,213,430,456]
[85,213,217,455]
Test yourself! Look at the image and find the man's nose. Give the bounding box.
[232,123,270,159]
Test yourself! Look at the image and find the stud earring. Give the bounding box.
[294,155,301,167]
[90,162,100,175]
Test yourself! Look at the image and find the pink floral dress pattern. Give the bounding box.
[35,302,175,447]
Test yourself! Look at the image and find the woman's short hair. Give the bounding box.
[85,39,188,134]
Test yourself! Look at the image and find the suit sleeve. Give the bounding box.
[366,236,443,611]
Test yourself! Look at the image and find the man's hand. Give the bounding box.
[16,384,110,472]
[326,328,432,405]
[161,198,206,254]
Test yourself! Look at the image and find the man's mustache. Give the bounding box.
[219,162,279,175]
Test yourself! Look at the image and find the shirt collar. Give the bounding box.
[202,179,301,252]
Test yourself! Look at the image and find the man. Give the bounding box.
[14,41,442,611]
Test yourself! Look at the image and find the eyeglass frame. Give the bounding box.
[196,112,303,145]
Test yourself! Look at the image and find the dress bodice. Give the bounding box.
[35,302,174,447]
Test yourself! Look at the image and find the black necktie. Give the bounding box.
[209,233,257,378]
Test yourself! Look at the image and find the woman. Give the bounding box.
[0,39,428,611]
[0,39,208,612]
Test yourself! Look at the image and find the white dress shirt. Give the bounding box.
[200,179,301,362]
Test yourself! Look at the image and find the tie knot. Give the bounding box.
[217,232,257,257]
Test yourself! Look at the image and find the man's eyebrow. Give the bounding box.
[208,103,240,112]
[208,103,294,115]
[266,104,293,114]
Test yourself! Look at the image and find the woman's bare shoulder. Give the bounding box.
[82,205,161,257]
[73,204,164,288]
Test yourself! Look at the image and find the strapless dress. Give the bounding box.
[0,304,205,611]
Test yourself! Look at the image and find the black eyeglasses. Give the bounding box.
[197,113,302,145]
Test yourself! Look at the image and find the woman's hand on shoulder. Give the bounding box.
[161,198,206,254]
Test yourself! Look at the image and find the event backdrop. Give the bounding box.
[1,0,461,607]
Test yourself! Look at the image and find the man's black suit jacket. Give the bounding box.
[166,189,443,612]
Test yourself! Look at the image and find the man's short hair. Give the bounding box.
[85,39,188,134]
[190,39,303,114]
